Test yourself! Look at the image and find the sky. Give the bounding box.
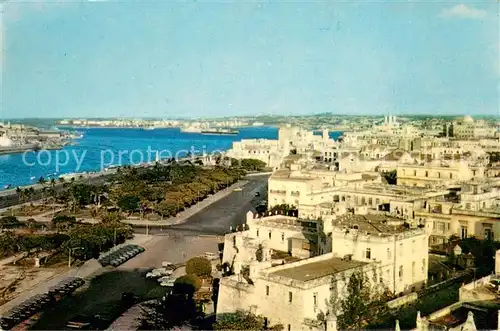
[1,0,499,119]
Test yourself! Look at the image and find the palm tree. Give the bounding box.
[38,176,46,186]
[15,187,22,204]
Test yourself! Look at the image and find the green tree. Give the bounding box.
[185,257,212,278]
[139,272,205,330]
[213,310,283,330]
[336,271,390,330]
[268,204,297,216]
[38,176,46,186]
[255,244,264,262]
[240,158,267,171]
[382,170,397,185]
[51,215,77,232]
[0,216,22,229]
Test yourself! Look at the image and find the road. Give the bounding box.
[133,174,268,236]
[23,174,269,330]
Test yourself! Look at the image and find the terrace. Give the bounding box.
[268,256,367,282]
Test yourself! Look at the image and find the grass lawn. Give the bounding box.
[30,269,169,330]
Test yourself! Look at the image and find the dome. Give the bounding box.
[0,136,14,147]
[463,115,474,123]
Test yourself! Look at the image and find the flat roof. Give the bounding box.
[332,214,412,234]
[269,257,368,282]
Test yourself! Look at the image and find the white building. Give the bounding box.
[217,211,429,330]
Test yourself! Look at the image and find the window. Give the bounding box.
[288,292,293,303]
[438,172,441,178]
[449,173,453,179]
[399,243,403,256]
[485,228,492,241]
[399,266,403,278]
[287,325,291,331]
[313,293,317,306]
[256,229,259,237]
[269,231,272,239]
[266,285,269,296]
[425,171,428,177]
[461,226,468,239]
[281,232,285,242]
[412,262,416,277]
[422,258,426,272]
[412,240,415,253]
[387,248,392,259]
[365,248,371,259]
[413,170,417,176]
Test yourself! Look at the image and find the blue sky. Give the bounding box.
[2,1,499,118]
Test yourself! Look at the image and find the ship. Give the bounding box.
[200,128,239,135]
[181,126,203,133]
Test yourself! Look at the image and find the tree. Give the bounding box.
[336,271,390,330]
[140,274,203,330]
[255,244,264,262]
[382,170,397,185]
[38,176,46,186]
[213,310,283,330]
[0,216,22,229]
[268,204,297,216]
[239,159,267,171]
[51,215,77,232]
[117,196,140,213]
[101,212,123,223]
[185,257,212,278]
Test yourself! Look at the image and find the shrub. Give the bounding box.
[0,216,22,229]
[173,274,201,295]
[185,256,212,277]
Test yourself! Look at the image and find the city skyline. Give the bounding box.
[2,1,499,119]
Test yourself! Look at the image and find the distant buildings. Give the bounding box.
[217,114,500,329]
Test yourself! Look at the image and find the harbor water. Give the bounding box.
[0,127,342,190]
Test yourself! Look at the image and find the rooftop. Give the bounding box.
[269,257,368,282]
[332,214,413,234]
[430,302,500,330]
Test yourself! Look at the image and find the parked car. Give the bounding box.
[162,261,173,268]
[160,279,176,287]
[203,252,218,260]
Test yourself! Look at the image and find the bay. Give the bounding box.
[0,127,342,189]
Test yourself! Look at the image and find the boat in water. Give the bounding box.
[201,128,239,135]
[181,126,203,133]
